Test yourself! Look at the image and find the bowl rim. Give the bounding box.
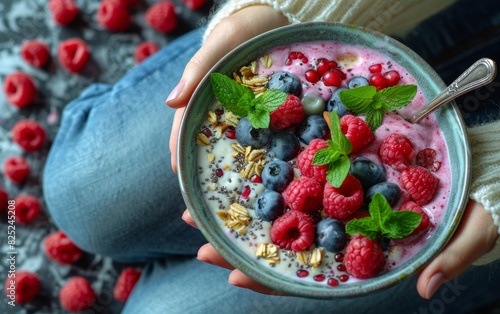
[177,22,471,298]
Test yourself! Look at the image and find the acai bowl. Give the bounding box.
[177,23,470,298]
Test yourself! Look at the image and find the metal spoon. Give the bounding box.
[406,58,497,124]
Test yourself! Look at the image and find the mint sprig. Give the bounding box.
[346,193,422,239]
[339,85,417,130]
[312,111,351,188]
[210,73,288,129]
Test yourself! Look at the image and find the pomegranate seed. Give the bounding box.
[285,58,292,66]
[215,168,223,177]
[328,60,338,69]
[225,127,236,139]
[369,73,386,90]
[316,58,330,75]
[301,56,309,63]
[337,264,346,272]
[296,52,304,60]
[383,70,401,87]
[335,253,344,262]
[332,68,347,80]
[215,108,224,116]
[327,278,339,287]
[339,274,349,282]
[369,64,382,73]
[305,69,320,83]
[250,175,262,183]
[202,128,212,137]
[313,274,325,282]
[322,71,342,87]
[240,185,251,200]
[288,51,298,60]
[297,269,309,278]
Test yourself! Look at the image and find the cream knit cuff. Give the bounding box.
[468,120,500,264]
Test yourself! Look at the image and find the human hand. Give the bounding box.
[167,5,289,173]
[182,198,499,298]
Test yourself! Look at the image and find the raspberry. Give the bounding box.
[3,156,30,184]
[400,166,439,206]
[182,0,208,10]
[97,0,131,32]
[134,42,160,63]
[145,1,178,33]
[340,114,374,153]
[58,38,90,73]
[323,175,364,219]
[344,236,385,279]
[270,210,315,252]
[11,120,46,152]
[296,138,329,185]
[59,277,96,312]
[4,271,41,303]
[3,72,37,108]
[416,148,441,172]
[44,231,84,264]
[13,195,41,225]
[269,95,305,130]
[379,133,414,171]
[48,0,79,25]
[113,267,142,301]
[399,201,431,234]
[341,208,370,225]
[282,177,323,213]
[0,187,8,213]
[20,40,51,68]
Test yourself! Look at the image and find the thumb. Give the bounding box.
[416,200,498,299]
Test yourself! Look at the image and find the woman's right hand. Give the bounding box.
[167,4,289,172]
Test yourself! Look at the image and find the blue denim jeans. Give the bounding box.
[43,3,500,313]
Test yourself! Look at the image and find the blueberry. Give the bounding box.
[348,76,369,89]
[377,236,391,252]
[295,115,329,144]
[235,117,272,148]
[315,219,348,253]
[301,94,325,116]
[269,132,301,161]
[268,71,302,97]
[350,156,386,190]
[261,160,293,192]
[326,87,351,117]
[365,182,401,206]
[254,190,284,221]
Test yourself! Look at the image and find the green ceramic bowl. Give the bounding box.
[177,23,470,298]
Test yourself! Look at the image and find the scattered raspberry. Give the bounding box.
[20,40,51,68]
[134,42,160,63]
[4,271,41,303]
[14,195,41,225]
[145,1,178,33]
[3,156,30,184]
[379,133,414,171]
[344,236,385,279]
[118,0,139,6]
[3,72,37,108]
[270,95,305,130]
[58,38,90,73]
[44,231,84,264]
[340,114,374,153]
[11,120,46,152]
[270,210,315,252]
[323,175,364,219]
[296,138,328,185]
[97,0,131,32]
[399,201,431,234]
[416,148,441,172]
[59,277,96,312]
[0,187,8,213]
[400,166,439,206]
[282,177,323,213]
[48,0,79,25]
[113,267,142,301]
[182,0,207,10]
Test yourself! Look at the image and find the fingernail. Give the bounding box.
[165,80,185,105]
[426,272,445,299]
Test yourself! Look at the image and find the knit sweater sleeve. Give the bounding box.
[203,0,456,41]
[468,120,500,265]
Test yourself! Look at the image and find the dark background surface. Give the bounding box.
[1,0,500,313]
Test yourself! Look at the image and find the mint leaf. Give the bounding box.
[345,217,379,239]
[365,107,385,130]
[313,147,340,165]
[326,156,351,188]
[372,85,418,111]
[383,211,422,239]
[339,86,377,113]
[248,108,270,129]
[210,73,253,117]
[369,193,393,229]
[237,92,254,112]
[253,89,288,112]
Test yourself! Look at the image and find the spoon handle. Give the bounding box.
[407,58,497,124]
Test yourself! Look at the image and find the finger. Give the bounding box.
[416,200,498,299]
[169,107,185,172]
[228,269,286,296]
[197,243,235,270]
[181,209,198,229]
[165,5,288,109]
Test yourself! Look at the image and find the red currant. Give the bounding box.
[305,69,320,83]
[315,58,330,75]
[369,63,382,73]
[322,71,342,87]
[369,73,386,90]
[383,70,401,87]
